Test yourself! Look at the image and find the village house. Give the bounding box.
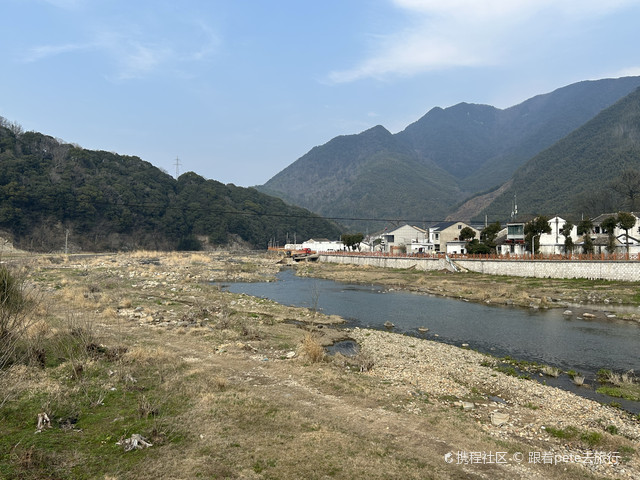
[589,213,640,254]
[378,224,429,253]
[538,216,579,255]
[377,222,480,254]
[284,238,345,252]
[496,217,579,255]
[429,221,481,254]
[496,222,526,255]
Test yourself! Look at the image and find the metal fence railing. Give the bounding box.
[317,251,640,262]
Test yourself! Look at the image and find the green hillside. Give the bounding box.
[0,121,342,251]
[259,125,461,229]
[480,87,640,221]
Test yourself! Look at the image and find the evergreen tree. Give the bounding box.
[577,218,594,254]
[601,216,618,254]
[524,216,551,254]
[617,211,636,255]
[560,221,574,256]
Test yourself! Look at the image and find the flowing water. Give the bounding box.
[224,269,640,411]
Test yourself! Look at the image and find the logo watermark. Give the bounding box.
[444,450,620,466]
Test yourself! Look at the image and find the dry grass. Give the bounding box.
[188,253,211,264]
[128,250,161,259]
[542,365,561,377]
[121,345,175,365]
[572,375,585,386]
[299,332,325,363]
[101,306,118,320]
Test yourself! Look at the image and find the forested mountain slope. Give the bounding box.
[0,122,341,251]
[259,125,461,230]
[479,86,640,220]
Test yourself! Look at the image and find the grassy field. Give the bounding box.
[0,251,638,479]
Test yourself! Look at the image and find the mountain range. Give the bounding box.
[259,76,640,230]
[3,76,640,251]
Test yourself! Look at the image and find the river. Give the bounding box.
[224,269,640,410]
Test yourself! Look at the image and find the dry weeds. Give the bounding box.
[299,332,326,363]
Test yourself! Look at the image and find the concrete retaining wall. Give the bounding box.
[319,254,640,282]
[320,254,447,272]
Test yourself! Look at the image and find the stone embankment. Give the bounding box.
[350,328,640,479]
[320,253,640,281]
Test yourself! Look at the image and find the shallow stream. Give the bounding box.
[224,269,640,412]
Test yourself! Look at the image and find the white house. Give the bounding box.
[380,224,429,253]
[303,238,346,252]
[285,238,345,252]
[539,216,579,255]
[590,213,640,254]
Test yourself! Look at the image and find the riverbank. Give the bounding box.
[349,328,639,478]
[0,251,638,479]
[296,260,640,322]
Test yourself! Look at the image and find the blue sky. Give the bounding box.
[2,0,640,187]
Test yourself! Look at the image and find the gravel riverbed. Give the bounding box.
[349,328,640,479]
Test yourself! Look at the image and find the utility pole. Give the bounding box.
[65,229,69,255]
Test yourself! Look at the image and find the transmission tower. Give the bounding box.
[174,156,182,178]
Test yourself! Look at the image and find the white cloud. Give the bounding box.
[22,19,219,82]
[23,42,94,62]
[327,0,637,83]
[110,41,172,81]
[187,21,221,62]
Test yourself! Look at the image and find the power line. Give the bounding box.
[56,197,521,225]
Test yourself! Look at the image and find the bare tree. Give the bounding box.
[0,116,23,136]
[612,169,640,211]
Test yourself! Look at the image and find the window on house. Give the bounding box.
[458,224,462,229]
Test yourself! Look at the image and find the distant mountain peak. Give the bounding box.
[260,76,640,230]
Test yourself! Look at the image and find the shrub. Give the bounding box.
[300,333,325,363]
[545,425,578,440]
[0,265,35,369]
[580,431,603,447]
